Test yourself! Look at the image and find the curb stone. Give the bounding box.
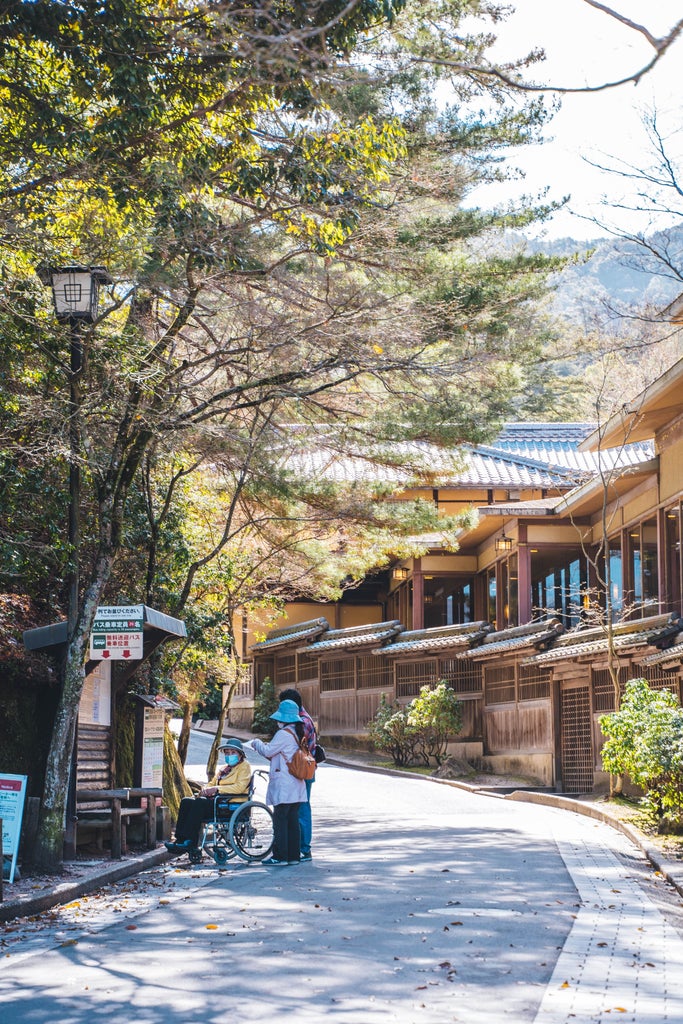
[0,847,172,924]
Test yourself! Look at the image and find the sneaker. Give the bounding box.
[288,859,300,864]
[262,857,289,866]
[300,851,312,861]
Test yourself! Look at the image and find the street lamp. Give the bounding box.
[37,264,112,635]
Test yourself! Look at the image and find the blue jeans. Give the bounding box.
[299,777,313,854]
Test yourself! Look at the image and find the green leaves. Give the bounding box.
[368,683,462,767]
[600,678,683,829]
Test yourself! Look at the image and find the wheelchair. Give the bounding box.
[188,768,274,865]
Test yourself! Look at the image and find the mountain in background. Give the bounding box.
[529,223,683,320]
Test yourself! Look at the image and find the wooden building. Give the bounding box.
[243,357,683,793]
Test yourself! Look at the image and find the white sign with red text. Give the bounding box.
[1,774,27,884]
[89,604,144,661]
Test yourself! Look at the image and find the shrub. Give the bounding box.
[409,682,463,766]
[368,683,462,768]
[252,676,278,736]
[600,678,683,828]
[367,693,417,767]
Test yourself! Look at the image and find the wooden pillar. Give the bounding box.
[517,524,531,624]
[657,507,667,614]
[412,558,424,630]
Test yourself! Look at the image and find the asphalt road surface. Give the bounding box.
[2,734,683,1024]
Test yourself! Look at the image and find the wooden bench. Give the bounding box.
[75,788,161,859]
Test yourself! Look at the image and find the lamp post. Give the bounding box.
[37,264,112,636]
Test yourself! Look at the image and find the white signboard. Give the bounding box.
[141,707,165,788]
[78,661,112,727]
[90,604,144,661]
[1,774,27,884]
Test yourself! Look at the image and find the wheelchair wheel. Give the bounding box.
[188,847,203,865]
[229,801,274,862]
[212,845,231,865]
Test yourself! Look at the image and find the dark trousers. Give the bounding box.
[273,802,301,862]
[174,796,215,845]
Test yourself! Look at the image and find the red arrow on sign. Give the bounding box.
[123,650,131,658]
[102,650,110,658]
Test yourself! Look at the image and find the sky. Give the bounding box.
[468,1,683,240]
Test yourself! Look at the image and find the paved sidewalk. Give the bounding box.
[533,815,683,1023]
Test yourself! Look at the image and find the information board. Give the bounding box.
[0,774,27,884]
[141,707,165,788]
[90,604,144,661]
[78,660,112,726]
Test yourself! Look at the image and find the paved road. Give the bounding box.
[2,742,683,1024]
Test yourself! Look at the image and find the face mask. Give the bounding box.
[224,753,240,766]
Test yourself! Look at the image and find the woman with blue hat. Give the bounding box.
[250,699,307,865]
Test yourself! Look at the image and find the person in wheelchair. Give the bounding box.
[165,737,251,855]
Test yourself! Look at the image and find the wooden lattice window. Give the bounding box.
[518,663,551,701]
[592,667,629,713]
[319,657,355,693]
[395,661,438,699]
[484,663,515,705]
[274,652,297,687]
[632,663,681,698]
[357,655,392,689]
[297,652,318,682]
[438,657,482,694]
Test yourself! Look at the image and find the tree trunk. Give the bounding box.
[31,587,101,871]
[206,682,238,780]
[177,701,193,765]
[163,726,192,822]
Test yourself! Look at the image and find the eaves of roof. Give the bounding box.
[521,630,666,665]
[376,622,492,656]
[459,626,563,659]
[552,458,659,519]
[579,356,683,450]
[250,617,330,652]
[303,621,403,653]
[640,633,683,667]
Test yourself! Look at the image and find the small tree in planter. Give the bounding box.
[409,682,463,766]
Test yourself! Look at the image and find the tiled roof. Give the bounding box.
[249,617,330,652]
[304,620,403,653]
[521,615,681,665]
[376,621,491,656]
[283,423,654,490]
[460,619,565,659]
[640,633,683,666]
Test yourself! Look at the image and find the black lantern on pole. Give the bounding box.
[37,263,112,636]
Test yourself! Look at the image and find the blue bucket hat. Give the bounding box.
[270,699,301,724]
[218,737,244,752]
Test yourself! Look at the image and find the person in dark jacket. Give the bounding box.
[278,687,317,861]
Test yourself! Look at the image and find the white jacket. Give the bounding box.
[251,726,308,806]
